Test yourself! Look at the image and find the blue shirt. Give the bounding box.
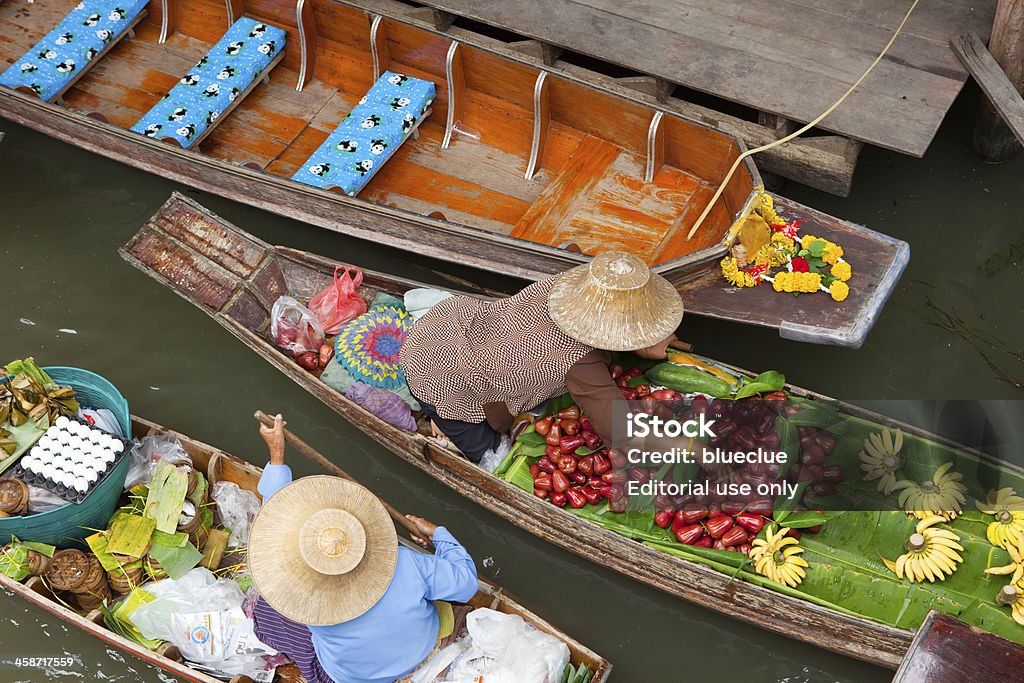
[257,464,478,683]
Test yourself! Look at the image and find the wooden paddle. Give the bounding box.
[254,410,434,551]
[669,340,694,353]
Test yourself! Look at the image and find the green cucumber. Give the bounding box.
[645,363,733,398]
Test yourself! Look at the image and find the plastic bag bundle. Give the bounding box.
[308,266,368,335]
[270,296,325,357]
[211,481,261,547]
[415,608,569,683]
[129,568,277,673]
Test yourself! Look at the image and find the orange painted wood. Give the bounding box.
[547,76,650,157]
[510,135,620,244]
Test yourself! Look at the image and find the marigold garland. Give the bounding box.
[720,191,854,303]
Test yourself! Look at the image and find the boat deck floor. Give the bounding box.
[0,0,723,262]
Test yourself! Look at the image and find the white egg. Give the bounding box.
[84,469,99,484]
[73,477,88,493]
[54,415,69,429]
[21,456,35,470]
[111,441,124,454]
[87,430,102,445]
[69,463,85,477]
[37,435,51,449]
[40,464,55,480]
[25,460,39,474]
[57,432,71,446]
[59,471,74,488]
[102,451,116,465]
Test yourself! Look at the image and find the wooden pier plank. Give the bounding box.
[396,0,996,156]
[952,31,1024,147]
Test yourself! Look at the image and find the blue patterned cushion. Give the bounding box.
[292,71,435,195]
[0,0,148,101]
[130,17,285,146]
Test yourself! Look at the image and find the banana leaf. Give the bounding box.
[147,540,202,580]
[503,456,535,493]
[107,514,157,558]
[145,461,189,533]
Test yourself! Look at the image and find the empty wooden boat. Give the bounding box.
[120,194,1024,669]
[0,413,611,683]
[0,0,907,347]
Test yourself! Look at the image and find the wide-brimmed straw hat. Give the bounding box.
[248,476,398,625]
[548,251,684,351]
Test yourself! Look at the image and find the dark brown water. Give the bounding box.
[0,88,1022,682]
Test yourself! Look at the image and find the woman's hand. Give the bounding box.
[260,413,287,465]
[406,515,438,547]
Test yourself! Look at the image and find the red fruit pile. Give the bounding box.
[530,405,629,513]
[609,365,684,401]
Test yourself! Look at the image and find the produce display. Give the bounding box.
[497,350,1024,644]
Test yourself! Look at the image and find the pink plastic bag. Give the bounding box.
[308,266,367,335]
[271,296,324,357]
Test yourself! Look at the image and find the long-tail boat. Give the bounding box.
[0,413,612,683]
[120,193,1024,669]
[0,0,906,347]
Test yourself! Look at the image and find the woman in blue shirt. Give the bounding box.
[247,414,479,683]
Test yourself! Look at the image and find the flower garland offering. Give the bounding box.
[720,192,853,302]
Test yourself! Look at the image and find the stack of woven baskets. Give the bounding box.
[0,478,29,517]
[46,548,110,611]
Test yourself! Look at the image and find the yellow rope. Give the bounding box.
[686,0,921,240]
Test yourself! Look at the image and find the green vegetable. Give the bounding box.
[734,370,786,399]
[645,363,732,398]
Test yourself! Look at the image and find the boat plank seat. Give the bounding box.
[290,70,435,196]
[129,17,286,148]
[0,0,149,103]
[510,135,720,263]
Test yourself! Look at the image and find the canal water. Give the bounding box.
[1,86,1022,682]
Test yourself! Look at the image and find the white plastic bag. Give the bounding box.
[124,433,191,489]
[129,568,276,669]
[27,484,69,513]
[211,481,262,547]
[78,408,126,438]
[436,608,569,683]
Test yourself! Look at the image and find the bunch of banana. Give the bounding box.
[986,537,1024,585]
[893,462,967,520]
[0,370,78,431]
[883,515,964,583]
[976,487,1024,549]
[996,584,1024,626]
[860,427,905,495]
[750,524,808,588]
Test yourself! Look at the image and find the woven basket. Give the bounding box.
[0,367,131,547]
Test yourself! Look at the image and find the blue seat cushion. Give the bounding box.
[130,17,285,146]
[292,71,435,195]
[0,0,149,101]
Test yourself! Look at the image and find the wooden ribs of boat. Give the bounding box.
[893,610,1024,683]
[0,0,907,347]
[120,192,934,668]
[0,414,611,683]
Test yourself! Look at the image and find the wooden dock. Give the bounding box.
[353,0,997,195]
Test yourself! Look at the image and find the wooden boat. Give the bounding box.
[120,193,1024,668]
[0,413,611,683]
[893,611,1024,683]
[0,0,906,347]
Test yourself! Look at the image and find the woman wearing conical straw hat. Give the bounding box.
[248,415,478,683]
[400,251,684,463]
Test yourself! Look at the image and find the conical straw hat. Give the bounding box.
[248,476,398,625]
[548,252,684,351]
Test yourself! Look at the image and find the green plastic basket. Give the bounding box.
[0,366,131,547]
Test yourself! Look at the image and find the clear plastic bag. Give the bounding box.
[124,432,191,489]
[211,481,261,547]
[430,608,569,683]
[27,484,70,513]
[270,296,324,357]
[307,266,367,335]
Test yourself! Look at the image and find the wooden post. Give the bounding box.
[972,0,1024,161]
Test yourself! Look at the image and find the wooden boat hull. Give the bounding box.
[0,414,611,683]
[118,192,947,667]
[0,0,907,347]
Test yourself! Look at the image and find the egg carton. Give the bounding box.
[9,415,131,504]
